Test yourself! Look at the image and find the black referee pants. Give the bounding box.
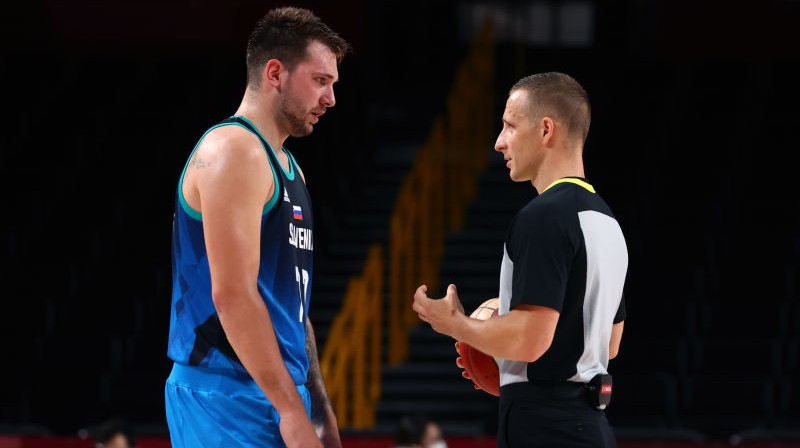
[497,382,617,448]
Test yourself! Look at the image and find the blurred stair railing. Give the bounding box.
[320,244,384,428]
[389,22,495,365]
[320,21,494,430]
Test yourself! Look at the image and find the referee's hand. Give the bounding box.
[455,341,484,391]
[412,284,465,337]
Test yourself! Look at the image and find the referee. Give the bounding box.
[413,72,627,448]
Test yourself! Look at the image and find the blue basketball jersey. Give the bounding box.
[167,115,313,386]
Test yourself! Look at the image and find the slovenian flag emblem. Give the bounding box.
[292,205,303,220]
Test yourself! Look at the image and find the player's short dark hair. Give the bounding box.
[246,7,350,88]
[511,72,591,142]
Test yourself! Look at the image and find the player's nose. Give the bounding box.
[322,86,335,108]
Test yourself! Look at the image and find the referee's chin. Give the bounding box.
[508,171,529,183]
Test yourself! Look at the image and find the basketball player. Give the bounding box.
[413,73,627,447]
[165,8,349,448]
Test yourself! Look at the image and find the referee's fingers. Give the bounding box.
[446,284,458,298]
[412,300,425,315]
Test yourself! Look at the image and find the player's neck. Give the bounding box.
[531,148,585,193]
[236,89,288,155]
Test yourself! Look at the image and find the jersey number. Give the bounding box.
[295,267,309,322]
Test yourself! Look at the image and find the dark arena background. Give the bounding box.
[2,0,799,447]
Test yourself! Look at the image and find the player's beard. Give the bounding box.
[278,91,313,138]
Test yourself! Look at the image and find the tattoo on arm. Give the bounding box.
[189,155,206,169]
[305,319,331,425]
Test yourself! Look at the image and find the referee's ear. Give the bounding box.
[540,116,556,146]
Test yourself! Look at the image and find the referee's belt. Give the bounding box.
[500,379,589,401]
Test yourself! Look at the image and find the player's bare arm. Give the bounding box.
[196,129,321,448]
[305,319,342,448]
[413,284,559,362]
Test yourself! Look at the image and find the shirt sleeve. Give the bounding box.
[614,294,626,323]
[509,206,579,312]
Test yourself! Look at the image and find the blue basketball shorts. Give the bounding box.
[165,363,311,448]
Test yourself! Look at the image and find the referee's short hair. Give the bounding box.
[511,72,591,142]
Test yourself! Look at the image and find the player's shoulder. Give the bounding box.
[196,124,266,165]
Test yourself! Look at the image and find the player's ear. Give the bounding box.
[263,59,284,89]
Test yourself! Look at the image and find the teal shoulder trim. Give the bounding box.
[285,149,301,182]
[282,147,296,181]
[262,156,281,216]
[178,122,281,221]
[234,115,295,181]
[178,186,203,221]
[178,123,230,222]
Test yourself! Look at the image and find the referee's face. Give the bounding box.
[495,90,542,183]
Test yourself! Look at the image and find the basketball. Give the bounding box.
[456,298,500,397]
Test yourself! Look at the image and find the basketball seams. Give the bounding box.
[460,298,501,396]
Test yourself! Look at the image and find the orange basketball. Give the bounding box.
[456,298,500,397]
